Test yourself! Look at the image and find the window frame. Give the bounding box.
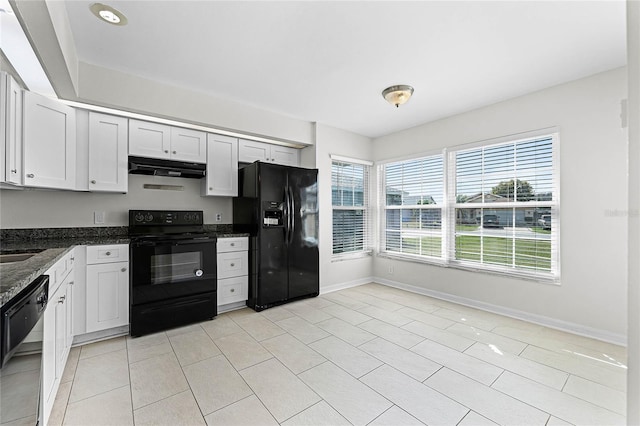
[377,129,560,283]
[331,155,373,260]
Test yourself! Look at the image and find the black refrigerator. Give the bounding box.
[233,162,319,311]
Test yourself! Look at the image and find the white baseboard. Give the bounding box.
[72,325,129,346]
[373,276,627,346]
[320,277,374,295]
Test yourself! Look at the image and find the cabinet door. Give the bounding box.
[23,91,76,190]
[2,74,23,184]
[271,145,300,167]
[88,112,128,192]
[42,294,57,421]
[86,262,129,332]
[128,119,170,159]
[170,127,206,163]
[238,139,270,163]
[203,134,238,196]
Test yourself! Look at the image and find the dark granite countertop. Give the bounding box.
[0,226,249,308]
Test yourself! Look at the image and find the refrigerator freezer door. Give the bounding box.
[255,163,289,308]
[287,168,320,299]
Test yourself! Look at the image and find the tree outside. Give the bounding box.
[491,179,535,201]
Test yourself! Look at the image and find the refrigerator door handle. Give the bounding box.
[284,187,290,244]
[288,186,295,244]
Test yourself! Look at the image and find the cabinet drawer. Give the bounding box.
[218,276,247,305]
[47,250,75,295]
[216,251,248,279]
[217,237,248,253]
[86,244,129,264]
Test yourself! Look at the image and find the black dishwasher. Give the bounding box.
[0,275,49,367]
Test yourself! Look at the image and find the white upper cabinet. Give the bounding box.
[88,112,128,192]
[238,139,299,166]
[170,127,207,163]
[1,72,23,185]
[128,119,171,159]
[271,145,300,166]
[129,119,206,163]
[23,91,76,190]
[202,134,238,197]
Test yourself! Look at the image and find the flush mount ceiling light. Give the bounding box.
[382,85,414,108]
[90,3,127,26]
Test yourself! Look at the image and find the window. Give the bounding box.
[450,135,558,278]
[332,157,371,257]
[380,154,444,259]
[379,132,559,281]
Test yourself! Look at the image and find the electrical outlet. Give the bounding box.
[215,213,222,222]
[94,211,105,224]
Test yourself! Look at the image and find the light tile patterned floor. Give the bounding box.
[49,283,627,426]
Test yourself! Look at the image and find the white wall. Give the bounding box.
[626,0,640,421]
[373,67,629,342]
[0,174,232,228]
[315,123,374,291]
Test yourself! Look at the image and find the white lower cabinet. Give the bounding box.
[42,253,75,426]
[217,237,248,306]
[85,245,129,333]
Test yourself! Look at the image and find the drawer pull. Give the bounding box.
[230,263,235,267]
[58,295,66,304]
[69,281,74,286]
[230,288,235,293]
[26,173,34,178]
[91,180,96,184]
[121,267,127,272]
[230,243,235,246]
[105,251,111,256]
[10,169,16,173]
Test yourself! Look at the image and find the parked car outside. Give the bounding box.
[538,214,551,230]
[483,214,501,228]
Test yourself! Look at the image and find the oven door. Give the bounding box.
[130,238,216,305]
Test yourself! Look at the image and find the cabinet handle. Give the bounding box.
[68,281,74,286]
[164,150,169,154]
[91,180,96,184]
[26,173,34,178]
[230,243,235,246]
[10,169,16,173]
[230,288,235,293]
[70,257,75,262]
[172,150,177,154]
[121,267,127,272]
[230,263,235,267]
[209,187,213,191]
[58,295,66,303]
[105,251,111,256]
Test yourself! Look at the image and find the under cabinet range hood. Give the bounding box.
[128,156,206,179]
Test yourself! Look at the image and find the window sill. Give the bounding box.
[331,251,372,262]
[377,252,560,285]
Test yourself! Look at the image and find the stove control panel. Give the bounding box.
[129,210,203,226]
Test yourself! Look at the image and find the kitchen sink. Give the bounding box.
[0,249,45,264]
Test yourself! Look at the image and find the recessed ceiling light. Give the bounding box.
[90,3,127,26]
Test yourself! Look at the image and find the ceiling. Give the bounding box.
[28,1,632,138]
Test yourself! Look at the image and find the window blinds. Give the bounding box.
[332,160,371,256]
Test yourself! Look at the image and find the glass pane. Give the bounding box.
[151,251,202,285]
[402,236,420,254]
[515,239,551,271]
[455,208,480,230]
[386,209,401,230]
[332,161,366,207]
[384,155,443,206]
[455,136,554,203]
[333,210,364,254]
[421,236,442,257]
[420,209,442,230]
[455,235,481,261]
[386,231,400,252]
[482,236,512,266]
